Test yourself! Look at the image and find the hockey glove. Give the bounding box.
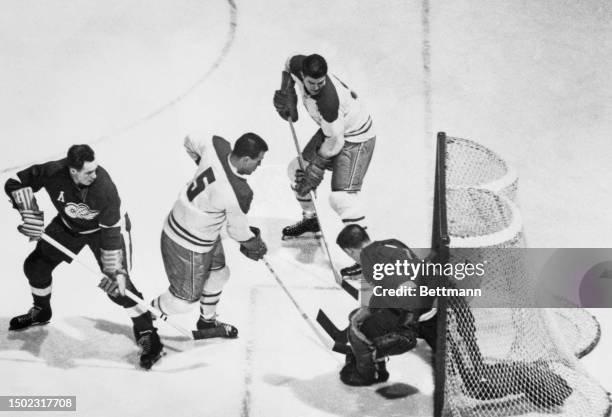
[295,159,329,196]
[98,274,127,297]
[17,210,44,241]
[273,71,298,122]
[239,226,267,261]
[10,187,44,241]
[10,186,39,211]
[99,249,127,296]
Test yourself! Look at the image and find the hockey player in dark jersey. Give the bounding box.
[335,224,438,386]
[273,54,376,280]
[4,144,163,369]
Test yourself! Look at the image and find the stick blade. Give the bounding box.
[340,279,359,299]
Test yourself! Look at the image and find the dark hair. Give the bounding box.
[336,224,370,249]
[67,144,95,170]
[302,54,328,78]
[233,133,268,158]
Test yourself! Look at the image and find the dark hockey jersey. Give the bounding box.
[361,239,434,311]
[5,159,124,250]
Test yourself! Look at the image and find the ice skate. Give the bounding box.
[194,316,238,339]
[281,216,321,240]
[136,328,164,370]
[9,306,52,331]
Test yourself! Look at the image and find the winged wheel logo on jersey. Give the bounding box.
[64,202,100,220]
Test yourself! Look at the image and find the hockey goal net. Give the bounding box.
[432,132,610,417]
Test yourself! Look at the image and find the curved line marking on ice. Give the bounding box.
[1,0,237,174]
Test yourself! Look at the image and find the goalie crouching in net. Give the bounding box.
[335,225,437,386]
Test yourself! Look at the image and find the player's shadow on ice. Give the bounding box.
[0,316,208,372]
[262,369,433,417]
[261,342,435,417]
[251,216,327,267]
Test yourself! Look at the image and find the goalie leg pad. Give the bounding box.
[342,342,390,386]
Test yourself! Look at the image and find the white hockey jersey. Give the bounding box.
[286,55,375,146]
[163,133,255,253]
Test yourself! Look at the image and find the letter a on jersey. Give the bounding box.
[57,191,65,202]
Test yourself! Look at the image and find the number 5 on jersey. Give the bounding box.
[187,167,216,201]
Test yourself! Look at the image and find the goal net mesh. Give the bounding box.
[433,133,610,417]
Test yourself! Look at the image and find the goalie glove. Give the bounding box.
[99,249,127,296]
[372,326,418,357]
[239,226,267,261]
[273,71,298,122]
[372,310,420,357]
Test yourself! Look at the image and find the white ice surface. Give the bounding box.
[0,0,610,416]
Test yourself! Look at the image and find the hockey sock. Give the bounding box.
[329,191,366,227]
[296,193,316,216]
[31,285,51,310]
[200,291,221,320]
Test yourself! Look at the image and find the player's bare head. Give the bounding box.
[302,54,327,95]
[336,225,370,261]
[231,133,268,175]
[302,54,327,78]
[67,144,98,186]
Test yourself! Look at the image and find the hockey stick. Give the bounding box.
[39,233,196,339]
[287,120,358,300]
[262,256,333,350]
[316,309,350,354]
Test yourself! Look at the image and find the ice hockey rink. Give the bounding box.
[1,0,611,416]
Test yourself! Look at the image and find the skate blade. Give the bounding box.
[192,329,238,340]
[281,231,322,241]
[8,320,50,331]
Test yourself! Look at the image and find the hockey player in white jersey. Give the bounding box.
[273,54,376,279]
[151,132,268,338]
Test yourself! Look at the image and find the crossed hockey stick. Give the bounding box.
[37,233,209,340]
